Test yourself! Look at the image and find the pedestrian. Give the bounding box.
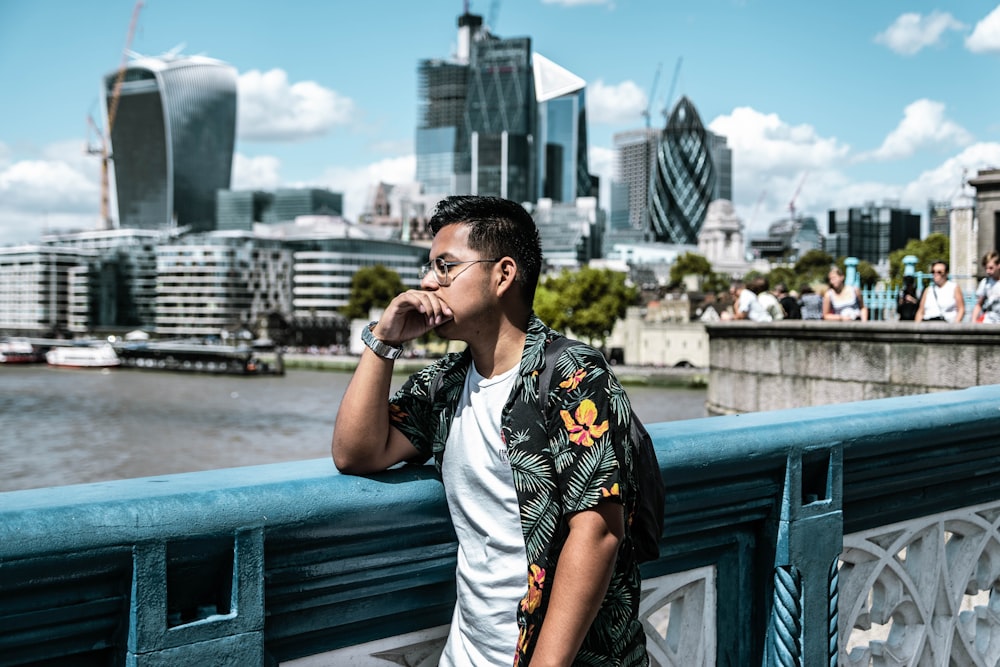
[799,284,824,320]
[331,195,647,666]
[896,275,919,321]
[823,266,868,321]
[916,260,965,323]
[971,251,1000,323]
[775,282,802,319]
[731,278,772,321]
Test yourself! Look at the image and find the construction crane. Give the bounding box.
[641,63,661,129]
[788,171,809,222]
[86,0,144,229]
[661,56,683,122]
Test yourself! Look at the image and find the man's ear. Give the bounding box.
[495,257,518,296]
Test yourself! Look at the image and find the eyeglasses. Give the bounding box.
[419,257,500,286]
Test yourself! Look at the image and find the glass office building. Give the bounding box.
[534,53,592,203]
[648,96,718,245]
[415,9,594,206]
[107,55,237,232]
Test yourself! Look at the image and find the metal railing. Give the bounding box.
[3,385,1000,666]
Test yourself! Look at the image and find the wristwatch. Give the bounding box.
[361,321,403,360]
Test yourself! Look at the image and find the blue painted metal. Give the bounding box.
[3,385,1000,665]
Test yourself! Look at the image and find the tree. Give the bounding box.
[341,264,407,321]
[534,267,638,349]
[794,249,835,287]
[888,233,950,283]
[669,252,713,287]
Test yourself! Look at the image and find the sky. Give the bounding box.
[1,0,999,246]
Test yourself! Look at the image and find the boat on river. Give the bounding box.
[0,339,43,364]
[113,340,283,376]
[45,343,121,368]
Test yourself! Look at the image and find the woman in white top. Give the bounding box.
[916,260,965,323]
[822,266,868,321]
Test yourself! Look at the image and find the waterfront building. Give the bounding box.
[41,229,166,333]
[107,54,237,232]
[827,202,920,265]
[154,233,292,337]
[0,246,94,336]
[359,182,438,243]
[648,96,722,245]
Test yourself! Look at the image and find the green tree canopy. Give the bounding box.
[341,264,407,321]
[888,233,950,283]
[793,249,835,288]
[669,252,713,286]
[534,267,638,349]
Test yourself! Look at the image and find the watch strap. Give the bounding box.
[361,321,403,360]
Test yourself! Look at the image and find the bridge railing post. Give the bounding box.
[766,446,844,667]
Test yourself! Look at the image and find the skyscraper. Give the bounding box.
[107,54,237,232]
[648,96,722,245]
[415,9,593,205]
[534,53,592,202]
[610,128,660,232]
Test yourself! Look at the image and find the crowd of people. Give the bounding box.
[721,252,1000,324]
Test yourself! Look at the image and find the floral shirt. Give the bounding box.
[389,314,646,666]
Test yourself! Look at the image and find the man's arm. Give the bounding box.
[332,290,453,474]
[954,285,966,322]
[529,503,624,667]
[332,344,421,474]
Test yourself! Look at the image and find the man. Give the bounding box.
[753,277,784,321]
[730,279,772,322]
[332,195,646,666]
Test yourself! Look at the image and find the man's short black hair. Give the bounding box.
[429,195,543,307]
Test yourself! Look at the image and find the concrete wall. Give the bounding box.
[706,320,1000,414]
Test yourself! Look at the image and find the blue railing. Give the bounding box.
[3,385,1000,665]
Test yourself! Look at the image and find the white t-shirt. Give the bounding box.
[737,289,772,322]
[440,363,525,667]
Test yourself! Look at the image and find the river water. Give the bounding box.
[0,365,707,492]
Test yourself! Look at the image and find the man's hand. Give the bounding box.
[373,289,454,345]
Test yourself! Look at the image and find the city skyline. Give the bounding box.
[1,0,999,246]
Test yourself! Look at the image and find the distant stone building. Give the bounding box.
[697,199,749,278]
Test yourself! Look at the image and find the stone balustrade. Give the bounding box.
[3,384,1000,666]
[706,320,1000,415]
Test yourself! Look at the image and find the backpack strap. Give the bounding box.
[536,336,579,415]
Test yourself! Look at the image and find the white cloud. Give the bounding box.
[231,153,282,190]
[587,79,647,125]
[317,155,416,220]
[899,142,1000,208]
[0,145,101,244]
[0,141,11,169]
[966,5,1000,53]
[709,107,850,174]
[859,99,972,162]
[875,11,966,55]
[237,69,357,142]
